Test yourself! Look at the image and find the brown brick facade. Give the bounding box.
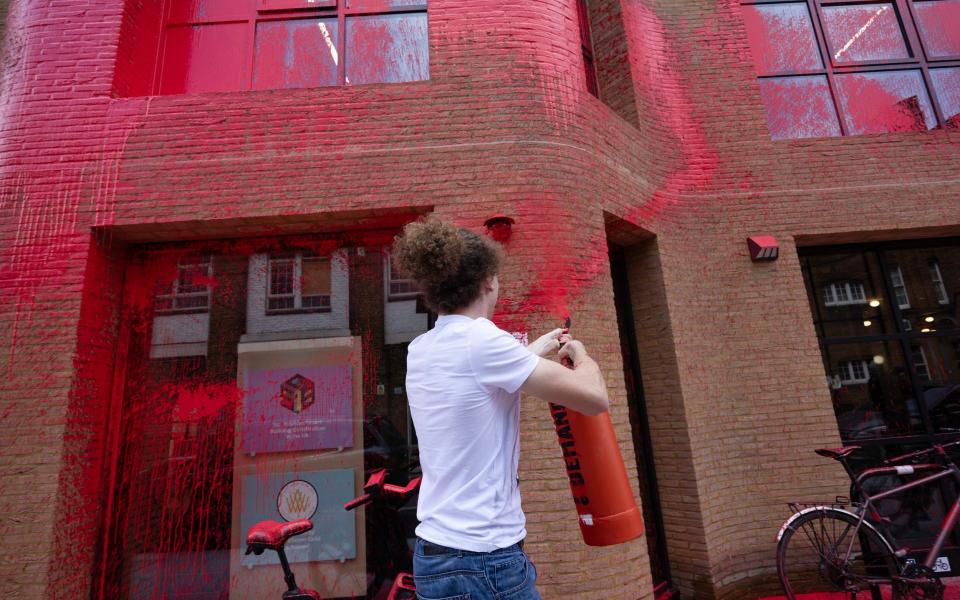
[0,0,958,598]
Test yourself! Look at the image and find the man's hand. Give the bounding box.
[527,328,563,358]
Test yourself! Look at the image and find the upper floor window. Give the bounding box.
[824,280,867,306]
[267,252,332,313]
[889,264,911,309]
[575,0,599,97]
[385,253,420,301]
[152,0,428,95]
[741,0,960,139]
[931,259,950,304]
[155,258,213,314]
[838,358,871,384]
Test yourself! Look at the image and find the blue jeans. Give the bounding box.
[413,538,541,600]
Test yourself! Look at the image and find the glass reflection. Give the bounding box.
[103,239,427,599]
[803,252,899,338]
[823,341,920,440]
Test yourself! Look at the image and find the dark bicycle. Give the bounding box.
[246,467,421,600]
[776,441,960,599]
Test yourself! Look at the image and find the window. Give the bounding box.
[824,280,867,306]
[155,259,213,314]
[155,0,428,95]
[890,265,911,309]
[100,234,422,599]
[931,260,950,304]
[386,252,420,301]
[839,358,871,383]
[741,0,960,139]
[912,344,931,379]
[267,252,332,313]
[575,0,599,97]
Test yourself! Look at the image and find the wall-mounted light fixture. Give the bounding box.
[748,236,779,261]
[484,214,515,244]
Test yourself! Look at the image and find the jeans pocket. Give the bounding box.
[415,593,471,600]
[413,575,473,600]
[492,554,528,595]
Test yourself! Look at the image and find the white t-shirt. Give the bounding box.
[406,314,540,552]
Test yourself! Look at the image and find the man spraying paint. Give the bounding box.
[394,217,609,600]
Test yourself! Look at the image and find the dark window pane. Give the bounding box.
[821,4,910,63]
[883,245,960,331]
[160,24,250,94]
[253,19,339,90]
[931,67,960,126]
[345,13,429,84]
[742,3,823,74]
[911,337,960,433]
[267,295,295,310]
[824,341,921,440]
[913,0,960,59]
[835,70,937,134]
[269,259,294,295]
[301,295,331,308]
[802,251,899,338]
[758,75,841,139]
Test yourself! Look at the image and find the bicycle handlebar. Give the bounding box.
[343,468,422,512]
[344,493,372,511]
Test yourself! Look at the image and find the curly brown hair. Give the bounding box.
[392,217,503,313]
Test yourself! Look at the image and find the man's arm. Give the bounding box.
[520,341,609,416]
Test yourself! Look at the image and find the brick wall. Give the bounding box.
[0,0,958,598]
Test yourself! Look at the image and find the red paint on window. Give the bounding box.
[345,13,429,85]
[913,0,960,58]
[742,3,823,75]
[931,67,960,124]
[821,4,910,64]
[758,76,842,139]
[253,18,340,90]
[835,70,937,134]
[160,24,250,94]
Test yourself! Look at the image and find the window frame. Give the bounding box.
[266,252,333,315]
[800,237,960,446]
[839,358,872,383]
[155,258,214,315]
[740,0,960,135]
[384,251,421,302]
[575,0,600,98]
[824,279,868,306]
[931,259,950,304]
[155,0,429,94]
[890,264,912,309]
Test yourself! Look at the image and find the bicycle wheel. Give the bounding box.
[777,507,898,599]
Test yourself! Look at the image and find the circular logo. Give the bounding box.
[277,479,319,522]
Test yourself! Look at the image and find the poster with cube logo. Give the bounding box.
[239,469,356,566]
[241,364,353,454]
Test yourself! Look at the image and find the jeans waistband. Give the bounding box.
[419,538,524,556]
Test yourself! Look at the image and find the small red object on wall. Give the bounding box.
[483,214,515,244]
[748,236,779,261]
[281,374,316,413]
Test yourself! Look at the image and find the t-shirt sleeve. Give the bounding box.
[469,320,541,394]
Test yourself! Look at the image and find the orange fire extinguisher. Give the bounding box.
[551,318,644,546]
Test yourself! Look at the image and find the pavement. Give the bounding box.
[756,578,960,599]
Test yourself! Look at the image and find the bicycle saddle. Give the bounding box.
[245,519,313,552]
[815,446,861,460]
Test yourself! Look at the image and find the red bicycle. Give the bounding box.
[245,468,421,600]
